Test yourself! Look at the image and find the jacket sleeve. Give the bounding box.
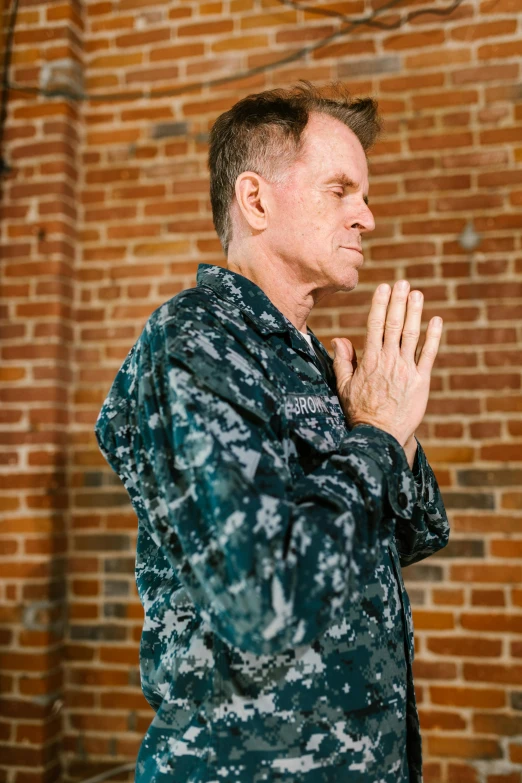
[101,319,429,656]
[394,436,450,567]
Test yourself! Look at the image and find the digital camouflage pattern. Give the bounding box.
[94,263,449,783]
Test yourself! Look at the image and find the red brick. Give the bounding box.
[427,636,501,658]
[481,444,522,461]
[481,0,520,9]
[511,745,522,763]
[463,611,522,635]
[404,220,465,240]
[451,565,522,584]
[487,775,521,783]
[412,90,478,110]
[451,19,517,41]
[428,735,502,759]
[404,174,471,193]
[413,660,457,680]
[69,668,129,687]
[481,126,522,145]
[447,327,517,346]
[406,48,470,70]
[464,662,522,685]
[312,39,375,61]
[115,29,170,47]
[383,29,445,50]
[501,493,522,510]
[450,375,520,392]
[410,132,473,151]
[474,713,522,736]
[372,199,429,218]
[178,18,233,36]
[371,241,435,260]
[479,40,522,60]
[442,111,470,127]
[411,610,455,630]
[69,714,128,733]
[379,68,445,90]
[448,764,480,783]
[471,589,506,607]
[433,588,466,607]
[99,691,147,710]
[418,709,466,731]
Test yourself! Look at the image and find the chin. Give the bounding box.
[333,269,358,292]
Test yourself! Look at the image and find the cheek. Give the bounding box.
[275,189,331,243]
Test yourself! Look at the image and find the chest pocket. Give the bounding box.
[283,392,348,472]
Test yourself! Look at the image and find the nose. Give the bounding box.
[350,202,375,233]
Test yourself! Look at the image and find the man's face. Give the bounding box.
[266,112,375,294]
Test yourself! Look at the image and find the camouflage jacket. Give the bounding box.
[94,263,449,783]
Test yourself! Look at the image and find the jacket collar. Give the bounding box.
[196,263,334,369]
[196,263,288,335]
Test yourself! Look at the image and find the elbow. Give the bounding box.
[211,604,305,656]
[217,621,321,657]
[207,588,329,656]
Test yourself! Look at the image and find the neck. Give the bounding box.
[226,253,319,333]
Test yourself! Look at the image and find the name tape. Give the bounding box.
[284,393,344,419]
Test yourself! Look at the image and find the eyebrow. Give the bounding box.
[325,173,369,206]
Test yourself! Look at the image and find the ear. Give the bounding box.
[234,171,269,233]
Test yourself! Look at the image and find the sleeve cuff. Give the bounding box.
[344,424,417,520]
[411,436,430,511]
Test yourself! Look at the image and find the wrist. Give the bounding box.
[403,433,418,471]
[351,418,404,447]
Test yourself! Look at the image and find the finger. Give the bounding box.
[331,338,356,392]
[332,337,355,364]
[400,289,423,361]
[364,283,391,356]
[383,279,410,350]
[417,317,443,376]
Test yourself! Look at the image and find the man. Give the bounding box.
[95,81,448,782]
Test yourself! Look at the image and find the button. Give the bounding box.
[398,491,408,509]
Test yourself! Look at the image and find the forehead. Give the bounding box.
[297,112,368,181]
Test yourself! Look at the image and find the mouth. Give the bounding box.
[341,247,363,256]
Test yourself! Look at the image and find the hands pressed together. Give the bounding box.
[331,280,443,469]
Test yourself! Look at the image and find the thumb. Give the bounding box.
[331,338,357,389]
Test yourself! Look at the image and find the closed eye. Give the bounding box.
[332,189,369,206]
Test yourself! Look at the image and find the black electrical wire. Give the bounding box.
[3,0,465,104]
[0,0,466,181]
[277,0,467,27]
[0,0,19,176]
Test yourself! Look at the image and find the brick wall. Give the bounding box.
[0,0,521,780]
[1,0,83,780]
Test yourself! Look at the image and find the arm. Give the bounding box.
[394,435,450,567]
[96,317,422,656]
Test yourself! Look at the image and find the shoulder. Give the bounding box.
[144,285,249,363]
[149,283,260,341]
[147,285,219,332]
[143,287,281,427]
